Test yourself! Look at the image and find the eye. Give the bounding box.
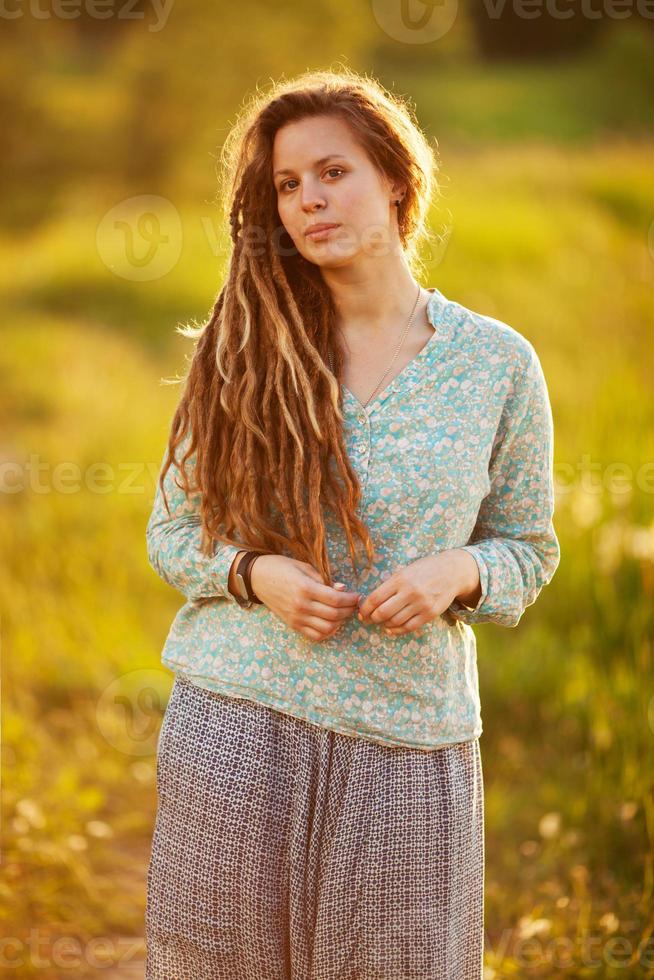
[278,168,345,193]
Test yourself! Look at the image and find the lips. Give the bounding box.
[305,223,340,238]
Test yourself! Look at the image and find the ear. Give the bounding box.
[389,179,407,205]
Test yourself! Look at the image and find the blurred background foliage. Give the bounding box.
[1,1,653,976]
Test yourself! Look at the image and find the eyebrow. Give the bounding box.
[273,154,349,179]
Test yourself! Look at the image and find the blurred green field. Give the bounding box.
[2,18,654,978]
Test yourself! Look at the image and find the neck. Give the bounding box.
[321,256,424,335]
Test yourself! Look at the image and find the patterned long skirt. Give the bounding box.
[145,672,485,979]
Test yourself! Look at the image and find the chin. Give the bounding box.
[313,256,362,272]
[301,244,363,269]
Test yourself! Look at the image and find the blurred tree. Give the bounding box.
[0,29,64,230]
[117,59,182,189]
[70,0,152,51]
[110,0,372,195]
[369,1,477,71]
[469,0,607,59]
[1,0,371,227]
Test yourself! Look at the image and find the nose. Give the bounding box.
[300,178,326,212]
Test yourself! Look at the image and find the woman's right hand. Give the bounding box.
[248,554,361,642]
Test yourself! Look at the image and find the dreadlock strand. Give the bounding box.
[158,70,438,586]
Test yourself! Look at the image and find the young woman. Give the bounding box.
[144,68,560,979]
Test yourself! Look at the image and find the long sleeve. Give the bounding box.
[146,429,243,606]
[446,340,560,628]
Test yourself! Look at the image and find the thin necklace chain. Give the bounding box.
[328,283,423,408]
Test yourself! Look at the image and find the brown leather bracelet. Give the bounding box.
[232,550,268,607]
[244,552,265,604]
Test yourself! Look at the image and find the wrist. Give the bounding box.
[249,554,275,599]
[450,548,482,608]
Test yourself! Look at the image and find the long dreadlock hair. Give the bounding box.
[158,66,441,586]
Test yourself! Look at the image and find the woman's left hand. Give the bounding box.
[357,549,481,635]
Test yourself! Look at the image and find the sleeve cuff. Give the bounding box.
[190,543,244,607]
[447,545,490,620]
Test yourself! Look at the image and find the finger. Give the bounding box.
[358,578,398,619]
[306,581,361,608]
[360,594,411,626]
[333,582,357,604]
[307,582,360,607]
[380,602,419,628]
[300,626,324,642]
[384,614,427,635]
[303,565,361,606]
[303,614,343,639]
[308,601,357,624]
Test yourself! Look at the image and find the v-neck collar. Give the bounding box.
[340,286,449,419]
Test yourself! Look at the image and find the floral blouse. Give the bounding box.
[146,287,560,751]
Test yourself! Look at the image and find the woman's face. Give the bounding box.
[272,114,403,269]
